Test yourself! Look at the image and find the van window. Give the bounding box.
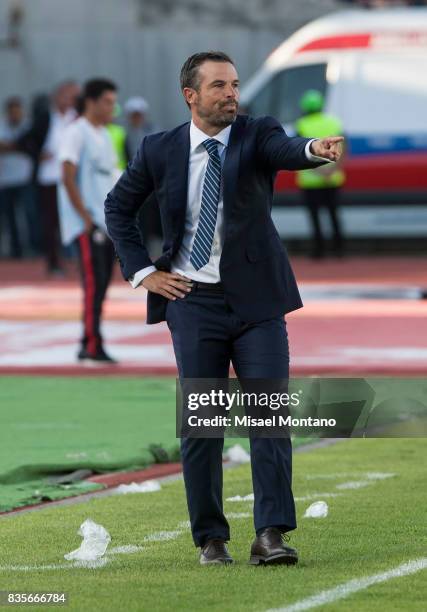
[248,63,328,125]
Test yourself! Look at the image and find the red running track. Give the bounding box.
[0,257,426,375]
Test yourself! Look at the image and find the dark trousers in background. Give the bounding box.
[303,187,343,258]
[39,184,62,272]
[166,287,295,547]
[0,186,23,257]
[75,229,115,355]
[0,185,43,258]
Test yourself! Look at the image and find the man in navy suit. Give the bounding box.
[105,51,343,566]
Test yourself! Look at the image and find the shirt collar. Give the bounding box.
[190,120,232,153]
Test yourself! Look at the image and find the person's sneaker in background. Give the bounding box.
[77,348,118,365]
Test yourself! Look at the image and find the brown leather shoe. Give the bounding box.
[249,527,298,566]
[200,539,233,565]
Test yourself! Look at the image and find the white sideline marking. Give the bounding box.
[108,545,144,555]
[305,473,357,480]
[143,530,183,542]
[336,480,372,490]
[226,512,252,519]
[294,493,343,502]
[365,472,396,480]
[69,558,109,569]
[305,472,395,481]
[142,513,253,543]
[266,558,427,612]
[0,558,109,571]
[0,545,145,572]
[1,525,190,573]
[227,473,396,506]
[226,493,254,502]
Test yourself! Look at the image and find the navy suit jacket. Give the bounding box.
[105,114,325,325]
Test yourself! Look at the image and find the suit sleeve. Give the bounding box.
[256,115,329,171]
[104,136,155,281]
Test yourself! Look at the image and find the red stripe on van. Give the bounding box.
[298,34,371,52]
[275,152,427,192]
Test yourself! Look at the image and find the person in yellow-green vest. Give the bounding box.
[107,103,128,171]
[296,90,345,258]
[107,123,127,171]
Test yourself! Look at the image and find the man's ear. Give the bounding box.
[183,87,196,107]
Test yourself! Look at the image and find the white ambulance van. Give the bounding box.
[240,8,427,238]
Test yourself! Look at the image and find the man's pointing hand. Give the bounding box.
[310,136,344,162]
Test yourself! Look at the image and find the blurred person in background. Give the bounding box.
[59,78,119,364]
[123,96,157,159]
[0,97,33,258]
[36,81,80,275]
[295,89,346,259]
[11,81,81,274]
[124,96,163,259]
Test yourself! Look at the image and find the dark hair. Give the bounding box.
[31,94,50,120]
[83,78,117,101]
[180,51,234,92]
[75,94,85,116]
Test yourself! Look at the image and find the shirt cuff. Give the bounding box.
[129,265,157,289]
[305,139,332,163]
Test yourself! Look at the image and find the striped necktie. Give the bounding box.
[189,138,222,271]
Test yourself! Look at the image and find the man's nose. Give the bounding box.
[225,85,237,98]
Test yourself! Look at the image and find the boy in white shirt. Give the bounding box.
[59,79,119,363]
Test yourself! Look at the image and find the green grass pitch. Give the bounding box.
[0,437,426,611]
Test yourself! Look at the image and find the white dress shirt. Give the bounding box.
[130,121,329,289]
[38,108,77,185]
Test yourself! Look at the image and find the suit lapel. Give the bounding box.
[166,122,190,239]
[222,115,245,227]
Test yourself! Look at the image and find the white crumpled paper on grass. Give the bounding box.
[114,480,161,494]
[303,501,329,518]
[224,444,250,464]
[64,519,111,561]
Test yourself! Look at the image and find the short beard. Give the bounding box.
[196,102,237,129]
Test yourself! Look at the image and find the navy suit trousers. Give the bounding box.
[166,286,296,547]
